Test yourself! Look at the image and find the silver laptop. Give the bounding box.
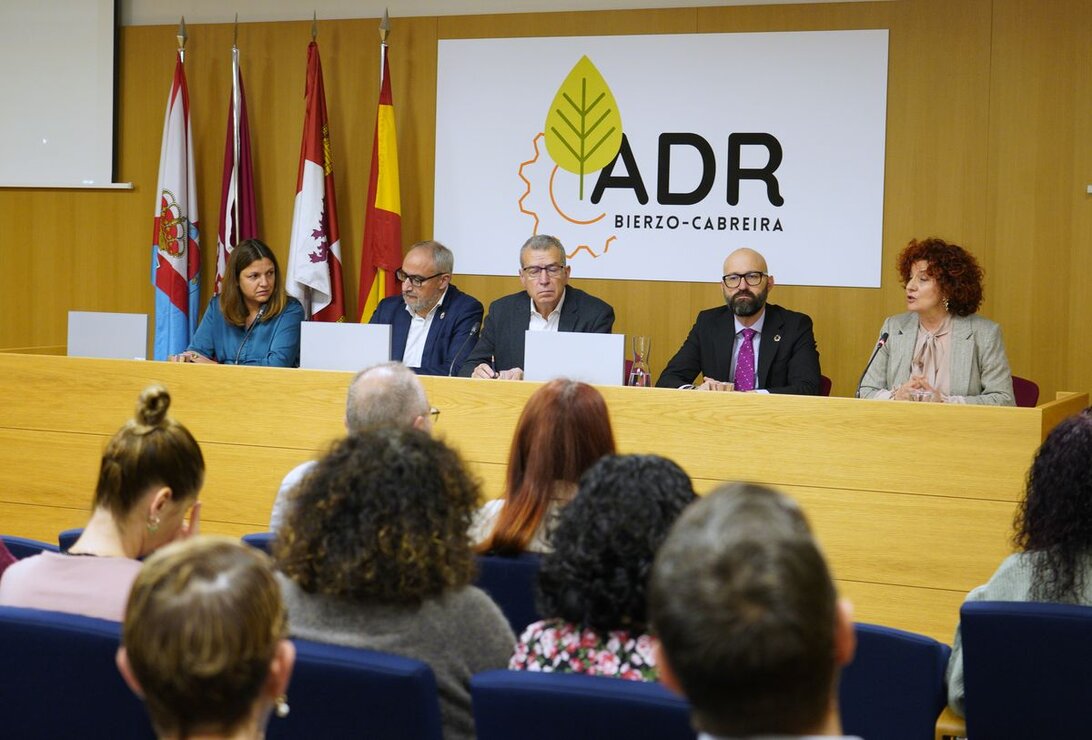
[300,322,391,372]
[523,331,625,385]
[67,311,147,360]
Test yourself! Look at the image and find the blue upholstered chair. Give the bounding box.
[960,600,1092,738]
[474,553,543,636]
[0,606,153,739]
[58,527,84,552]
[267,639,443,740]
[472,670,695,740]
[839,622,950,740]
[241,531,276,554]
[1,534,59,559]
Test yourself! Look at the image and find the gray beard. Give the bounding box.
[728,289,768,317]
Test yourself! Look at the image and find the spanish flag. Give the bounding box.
[357,43,402,322]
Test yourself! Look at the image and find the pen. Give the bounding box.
[490,355,498,379]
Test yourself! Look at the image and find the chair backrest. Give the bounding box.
[0,605,153,739]
[472,669,695,740]
[241,531,276,554]
[1011,375,1040,407]
[474,553,543,635]
[838,622,950,740]
[819,374,833,396]
[2,534,60,559]
[58,527,84,552]
[960,600,1092,738]
[267,638,443,740]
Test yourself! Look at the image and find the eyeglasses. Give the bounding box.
[396,269,446,287]
[521,264,565,278]
[428,407,441,421]
[722,271,768,288]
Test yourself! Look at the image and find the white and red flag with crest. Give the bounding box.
[214,47,258,295]
[287,40,345,321]
[151,50,200,361]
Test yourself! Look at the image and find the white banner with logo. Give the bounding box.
[434,30,888,287]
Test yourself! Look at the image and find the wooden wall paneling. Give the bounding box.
[987,0,1092,400]
[836,580,964,642]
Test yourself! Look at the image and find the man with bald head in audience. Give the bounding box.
[657,247,821,394]
[649,483,859,739]
[268,362,435,529]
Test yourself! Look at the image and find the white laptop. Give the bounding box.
[300,322,392,372]
[523,331,625,385]
[67,311,148,360]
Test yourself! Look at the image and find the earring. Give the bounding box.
[943,297,950,312]
[146,514,161,534]
[275,695,291,718]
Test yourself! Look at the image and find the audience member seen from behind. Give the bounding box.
[947,408,1092,716]
[510,454,697,680]
[471,379,616,554]
[649,483,859,739]
[0,539,15,580]
[275,429,514,740]
[176,238,304,366]
[268,362,436,530]
[0,386,203,621]
[117,537,294,740]
[858,237,1014,404]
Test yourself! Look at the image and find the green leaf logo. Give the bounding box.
[544,56,624,200]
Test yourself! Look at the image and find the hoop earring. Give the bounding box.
[275,695,291,718]
[146,514,161,534]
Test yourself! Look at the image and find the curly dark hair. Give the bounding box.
[275,428,480,605]
[1014,408,1092,602]
[895,237,984,316]
[537,454,697,633]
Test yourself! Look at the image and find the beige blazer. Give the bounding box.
[859,312,1015,406]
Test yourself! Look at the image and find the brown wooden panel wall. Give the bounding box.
[0,354,1086,641]
[0,0,1089,401]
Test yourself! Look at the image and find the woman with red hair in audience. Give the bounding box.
[858,237,1014,405]
[471,379,616,554]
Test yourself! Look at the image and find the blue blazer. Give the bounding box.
[370,283,484,376]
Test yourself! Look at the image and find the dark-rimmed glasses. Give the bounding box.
[521,264,565,278]
[396,269,446,287]
[722,271,768,289]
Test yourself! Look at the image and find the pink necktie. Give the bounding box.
[735,328,757,391]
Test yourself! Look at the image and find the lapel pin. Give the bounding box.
[440,311,446,320]
[773,334,781,343]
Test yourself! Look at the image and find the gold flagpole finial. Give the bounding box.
[177,16,188,50]
[233,13,239,48]
[379,8,391,45]
[312,11,318,40]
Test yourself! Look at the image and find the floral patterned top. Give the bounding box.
[510,618,658,681]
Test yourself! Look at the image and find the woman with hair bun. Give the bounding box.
[0,385,203,621]
[858,237,1014,405]
[175,238,304,366]
[471,379,616,554]
[510,454,696,680]
[117,537,294,740]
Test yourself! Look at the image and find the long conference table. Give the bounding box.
[0,352,1085,642]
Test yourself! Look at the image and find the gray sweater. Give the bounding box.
[278,574,515,740]
[946,551,1092,716]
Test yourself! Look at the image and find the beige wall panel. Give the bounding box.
[836,579,964,643]
[987,0,1092,400]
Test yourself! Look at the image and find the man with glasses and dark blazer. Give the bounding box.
[657,248,821,394]
[369,240,483,376]
[459,234,615,380]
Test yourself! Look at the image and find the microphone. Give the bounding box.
[235,302,269,365]
[448,324,480,377]
[855,331,889,398]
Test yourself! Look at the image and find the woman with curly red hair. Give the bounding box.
[859,237,1014,405]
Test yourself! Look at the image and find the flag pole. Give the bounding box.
[379,8,391,86]
[312,11,318,41]
[176,16,187,63]
[232,14,241,248]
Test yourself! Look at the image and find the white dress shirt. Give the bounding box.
[528,289,567,332]
[402,288,447,368]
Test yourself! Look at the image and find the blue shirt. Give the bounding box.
[188,296,304,367]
